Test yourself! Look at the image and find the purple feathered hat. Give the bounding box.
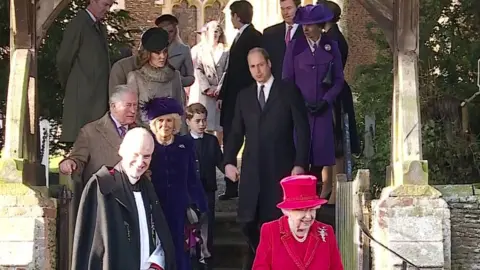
[140,97,184,121]
[294,4,333,25]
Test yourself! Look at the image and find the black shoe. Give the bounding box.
[218,192,238,200]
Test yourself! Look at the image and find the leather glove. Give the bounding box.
[305,100,329,116]
[315,100,328,116]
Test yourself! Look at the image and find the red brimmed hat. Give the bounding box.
[277,175,328,210]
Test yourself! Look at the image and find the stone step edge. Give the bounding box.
[215,211,237,221]
[213,238,248,247]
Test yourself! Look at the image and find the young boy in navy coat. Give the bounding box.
[185,103,224,269]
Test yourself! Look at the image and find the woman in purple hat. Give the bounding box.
[142,97,208,270]
[252,175,343,269]
[282,4,345,200]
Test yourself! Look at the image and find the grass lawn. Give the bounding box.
[49,156,63,173]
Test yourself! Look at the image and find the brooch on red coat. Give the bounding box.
[324,44,331,52]
[318,226,328,242]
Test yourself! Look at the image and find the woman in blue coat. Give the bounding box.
[282,4,344,199]
[142,97,208,270]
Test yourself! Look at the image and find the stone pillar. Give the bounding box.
[0,183,57,269]
[370,0,451,268]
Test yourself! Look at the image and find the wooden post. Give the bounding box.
[387,0,428,189]
[335,170,371,270]
[2,0,71,184]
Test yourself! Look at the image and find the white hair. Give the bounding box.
[109,85,137,104]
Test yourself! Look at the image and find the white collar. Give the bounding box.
[256,75,274,89]
[285,23,298,30]
[190,131,203,139]
[237,24,250,35]
[110,114,124,129]
[307,37,320,47]
[86,9,97,22]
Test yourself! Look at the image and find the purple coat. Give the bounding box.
[282,35,344,166]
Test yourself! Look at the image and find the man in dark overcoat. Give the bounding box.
[223,48,310,270]
[262,0,304,79]
[71,127,176,270]
[57,0,113,143]
[217,0,263,200]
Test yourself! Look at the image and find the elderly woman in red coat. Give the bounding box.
[253,175,343,270]
[283,4,345,200]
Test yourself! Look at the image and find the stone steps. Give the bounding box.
[212,211,247,269]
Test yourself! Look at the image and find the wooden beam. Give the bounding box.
[11,0,33,49]
[36,0,72,47]
[389,0,427,186]
[4,49,31,159]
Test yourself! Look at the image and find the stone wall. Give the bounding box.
[436,185,480,270]
[0,184,57,270]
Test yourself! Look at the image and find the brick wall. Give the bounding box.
[125,0,163,45]
[123,0,378,81]
[343,0,377,83]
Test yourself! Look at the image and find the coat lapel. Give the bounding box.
[279,216,322,270]
[303,222,322,269]
[280,216,306,270]
[261,79,280,115]
[96,113,122,149]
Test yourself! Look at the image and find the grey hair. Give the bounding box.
[109,85,137,104]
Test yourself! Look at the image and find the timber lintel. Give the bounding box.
[36,0,72,47]
[11,0,33,49]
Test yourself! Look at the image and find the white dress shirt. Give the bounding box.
[257,75,275,102]
[111,114,128,134]
[190,131,203,139]
[233,24,250,43]
[285,23,299,41]
[134,191,166,270]
[307,38,321,52]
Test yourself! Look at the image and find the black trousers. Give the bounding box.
[222,122,238,196]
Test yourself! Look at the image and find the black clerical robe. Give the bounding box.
[71,165,177,270]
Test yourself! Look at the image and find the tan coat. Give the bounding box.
[108,41,195,94]
[57,10,110,143]
[67,113,135,184]
[108,55,139,96]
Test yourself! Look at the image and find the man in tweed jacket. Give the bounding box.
[59,85,139,185]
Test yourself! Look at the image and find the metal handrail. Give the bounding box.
[354,195,421,270]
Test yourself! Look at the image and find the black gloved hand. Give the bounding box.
[305,102,318,114]
[306,100,329,116]
[315,100,328,116]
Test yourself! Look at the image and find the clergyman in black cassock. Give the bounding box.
[71,127,176,270]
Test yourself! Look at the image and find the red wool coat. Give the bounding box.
[253,216,343,270]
